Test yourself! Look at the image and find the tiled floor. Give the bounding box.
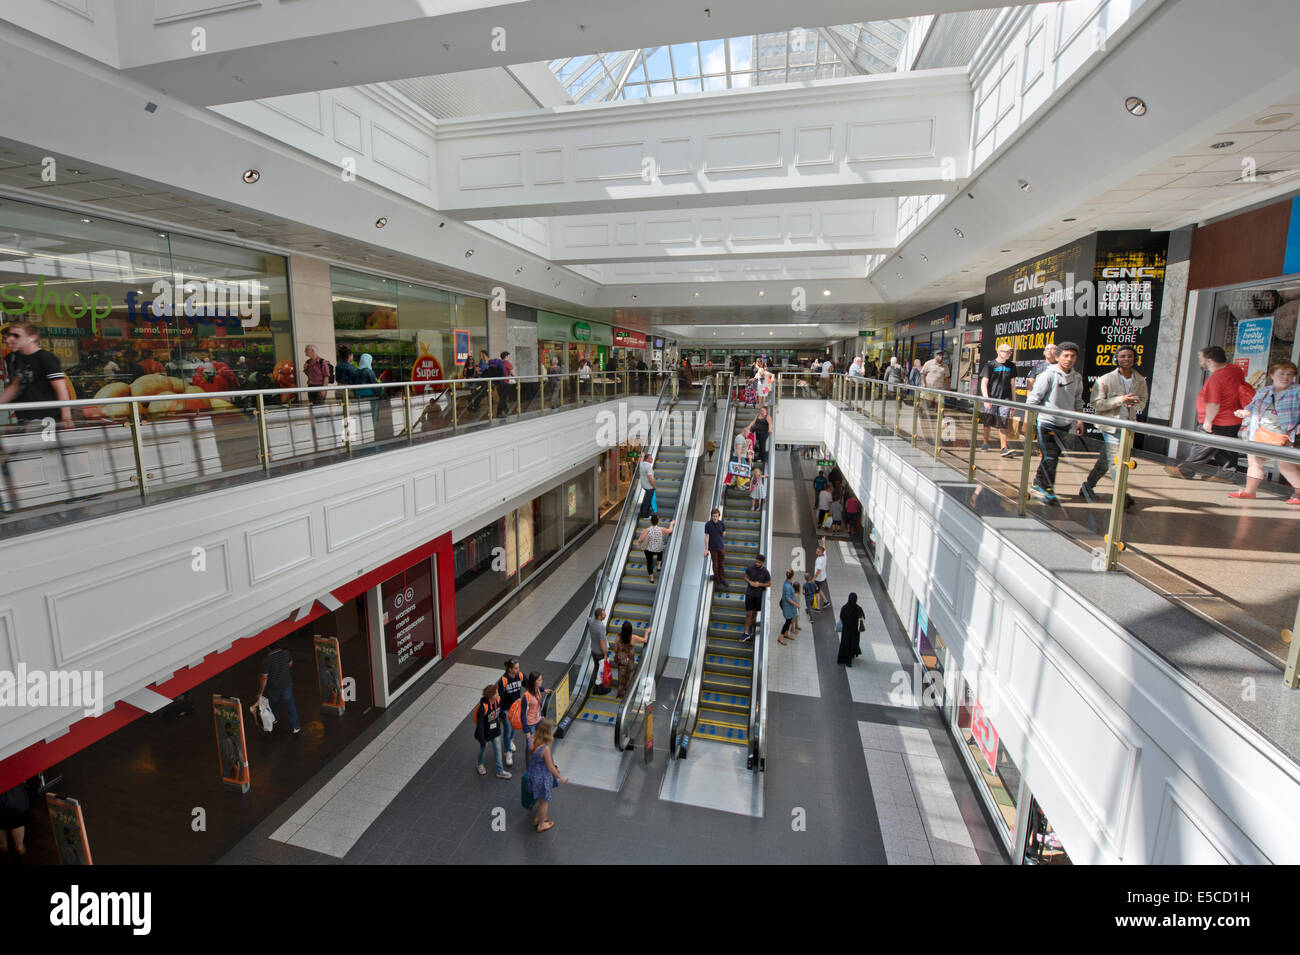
[220,444,1005,866]
[766,532,821,698]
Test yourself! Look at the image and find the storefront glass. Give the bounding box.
[453,515,510,634]
[0,198,292,406]
[1204,278,1300,389]
[330,266,487,385]
[1022,797,1071,865]
[956,679,1021,835]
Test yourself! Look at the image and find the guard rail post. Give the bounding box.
[129,400,148,499]
[342,389,353,452]
[934,393,945,462]
[1284,599,1300,688]
[255,393,271,471]
[1017,410,1038,516]
[1103,426,1137,571]
[967,401,980,481]
[404,385,415,441]
[911,388,920,446]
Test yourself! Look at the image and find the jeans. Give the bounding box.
[500,706,515,754]
[1178,423,1242,477]
[1086,431,1120,489]
[645,550,662,577]
[1034,421,1072,490]
[477,735,504,773]
[265,686,300,732]
[639,490,654,519]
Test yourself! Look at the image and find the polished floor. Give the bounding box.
[214,448,1007,865]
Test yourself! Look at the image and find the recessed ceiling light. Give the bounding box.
[758,290,765,296]
[80,217,92,223]
[693,291,700,297]
[1256,112,1294,126]
[631,294,637,299]
[919,254,928,262]
[464,249,474,257]
[822,290,830,296]
[515,266,524,274]
[953,227,964,238]
[375,217,388,228]
[1210,141,1234,149]
[67,168,84,175]
[1018,179,1032,192]
[896,272,903,279]
[1124,96,1147,116]
[242,169,260,183]
[1000,249,1012,253]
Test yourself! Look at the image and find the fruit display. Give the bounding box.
[84,372,235,421]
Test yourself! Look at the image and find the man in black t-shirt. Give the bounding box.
[2,322,72,428]
[741,554,772,642]
[256,642,300,734]
[979,342,1017,456]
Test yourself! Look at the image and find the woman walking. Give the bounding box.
[613,621,649,700]
[527,718,568,833]
[778,570,799,645]
[1229,361,1300,504]
[836,592,866,666]
[522,671,546,750]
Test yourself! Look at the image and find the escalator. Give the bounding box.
[555,377,714,755]
[670,400,772,769]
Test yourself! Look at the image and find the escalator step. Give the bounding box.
[701,690,750,711]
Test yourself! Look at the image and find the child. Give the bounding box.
[829,495,844,534]
[472,684,511,779]
[706,439,716,463]
[802,572,818,621]
[749,465,766,511]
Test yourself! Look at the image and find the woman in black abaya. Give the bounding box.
[837,592,865,665]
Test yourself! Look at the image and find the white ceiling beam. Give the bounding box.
[815,27,866,77]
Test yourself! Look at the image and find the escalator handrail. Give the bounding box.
[613,376,715,751]
[747,414,775,772]
[555,376,674,737]
[670,387,737,759]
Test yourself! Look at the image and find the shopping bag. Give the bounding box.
[520,772,536,810]
[600,659,613,687]
[649,490,658,513]
[251,695,275,732]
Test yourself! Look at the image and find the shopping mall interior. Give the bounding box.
[0,0,1298,888]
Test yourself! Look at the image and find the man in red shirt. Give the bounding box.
[1165,346,1252,481]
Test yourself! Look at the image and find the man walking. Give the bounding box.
[741,553,772,642]
[637,451,657,519]
[1081,345,1147,507]
[1026,341,1085,503]
[585,610,610,696]
[1164,346,1251,482]
[979,343,1017,457]
[301,344,333,404]
[256,641,301,734]
[812,540,829,612]
[1,321,72,429]
[704,508,728,588]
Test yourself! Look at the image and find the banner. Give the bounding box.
[553,673,570,725]
[970,699,1000,776]
[1234,316,1274,385]
[314,635,345,717]
[453,329,470,366]
[46,794,92,865]
[212,695,250,792]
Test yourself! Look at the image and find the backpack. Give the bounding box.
[485,358,505,378]
[325,360,335,384]
[468,701,483,727]
[508,697,524,731]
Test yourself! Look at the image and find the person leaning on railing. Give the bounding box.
[1228,360,1300,505]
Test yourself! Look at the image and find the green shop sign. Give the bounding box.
[571,321,591,342]
[538,310,612,346]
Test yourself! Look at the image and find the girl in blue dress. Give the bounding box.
[527,718,568,832]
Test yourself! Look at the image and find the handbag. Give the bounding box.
[1253,427,1290,447]
[835,619,843,633]
[520,772,535,810]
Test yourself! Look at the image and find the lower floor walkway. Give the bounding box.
[218,448,1005,865]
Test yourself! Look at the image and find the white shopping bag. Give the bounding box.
[251,695,276,732]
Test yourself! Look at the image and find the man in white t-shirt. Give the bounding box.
[816,487,832,528]
[638,452,656,519]
[813,540,829,611]
[818,358,832,398]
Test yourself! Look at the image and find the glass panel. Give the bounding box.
[957,679,1021,834]
[731,72,755,88]
[670,41,700,78]
[644,46,672,81]
[454,516,511,633]
[380,557,439,696]
[702,75,729,91]
[650,81,676,96]
[729,36,754,70]
[700,39,726,75]
[623,83,649,99]
[676,77,702,93]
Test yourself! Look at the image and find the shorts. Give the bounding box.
[745,594,762,612]
[981,404,1011,428]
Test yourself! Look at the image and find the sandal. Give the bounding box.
[1227,491,1256,500]
[1287,497,1300,506]
[778,638,789,645]
[535,820,555,833]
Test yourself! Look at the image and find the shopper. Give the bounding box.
[495,351,516,417]
[749,465,766,511]
[301,343,333,405]
[778,569,799,645]
[527,718,567,833]
[256,641,300,735]
[497,659,526,763]
[1165,346,1253,482]
[741,553,772,642]
[813,540,829,611]
[816,484,832,529]
[613,621,649,699]
[836,592,866,666]
[0,782,30,857]
[1,321,73,428]
[733,427,754,467]
[335,345,360,387]
[586,609,610,695]
[979,342,1017,456]
[636,513,675,585]
[819,356,833,397]
[578,357,593,401]
[802,572,818,627]
[920,352,949,391]
[635,450,658,519]
[1026,341,1085,503]
[522,671,546,749]
[749,407,771,466]
[908,358,923,391]
[844,494,862,535]
[1081,345,1147,507]
[704,507,728,588]
[1228,361,1300,504]
[884,357,904,396]
[472,684,511,778]
[1026,343,1059,394]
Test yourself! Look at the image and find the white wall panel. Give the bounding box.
[246,513,314,585]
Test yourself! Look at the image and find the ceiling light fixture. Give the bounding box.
[919,254,928,262]
[1256,112,1294,126]
[1124,96,1147,116]
[953,227,964,238]
[1063,217,1077,222]
[758,290,765,296]
[1210,141,1234,149]
[1000,249,1012,253]
[1018,179,1032,192]
[896,272,903,279]
[375,217,388,228]
[822,290,830,296]
[693,291,700,297]
[515,266,524,274]
[242,169,260,183]
[464,249,474,257]
[80,218,92,223]
[67,168,84,176]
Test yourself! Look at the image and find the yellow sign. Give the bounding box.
[554,673,570,722]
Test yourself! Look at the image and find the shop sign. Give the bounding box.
[1,274,112,323]
[970,699,999,775]
[381,561,437,694]
[1234,317,1274,382]
[454,329,470,366]
[410,342,445,392]
[916,602,929,638]
[554,673,570,727]
[572,321,592,342]
[613,327,647,348]
[816,458,834,468]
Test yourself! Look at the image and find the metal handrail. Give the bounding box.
[554,375,674,738]
[670,385,736,759]
[613,377,714,751]
[747,412,775,772]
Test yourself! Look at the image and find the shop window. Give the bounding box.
[379,558,440,696]
[957,680,1021,834]
[564,470,595,543]
[0,198,292,409]
[1206,280,1300,392]
[453,516,512,634]
[1022,797,1071,865]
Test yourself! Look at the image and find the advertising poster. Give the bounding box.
[380,559,438,695]
[515,504,535,573]
[314,635,346,717]
[46,794,92,865]
[1234,316,1275,384]
[970,699,1000,776]
[412,336,446,394]
[554,673,570,725]
[454,329,470,366]
[212,695,250,792]
[1089,231,1168,397]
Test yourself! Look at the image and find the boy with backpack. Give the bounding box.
[471,684,511,779]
